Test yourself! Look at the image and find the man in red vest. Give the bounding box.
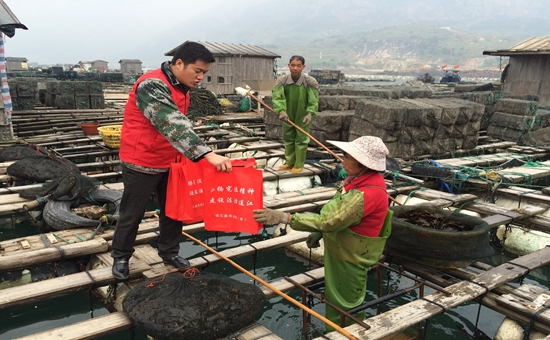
[111,41,232,280]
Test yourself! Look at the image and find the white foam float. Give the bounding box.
[264,175,322,196]
[272,221,324,265]
[495,224,550,257]
[494,317,546,340]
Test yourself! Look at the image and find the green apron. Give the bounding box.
[324,208,392,332]
[290,189,392,332]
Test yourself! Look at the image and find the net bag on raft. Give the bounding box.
[188,87,223,119]
[7,154,80,182]
[386,205,494,269]
[19,173,99,201]
[0,143,50,161]
[122,271,265,340]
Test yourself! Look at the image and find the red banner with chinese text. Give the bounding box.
[203,158,263,234]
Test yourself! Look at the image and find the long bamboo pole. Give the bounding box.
[246,89,404,206]
[181,231,359,340]
[246,91,345,163]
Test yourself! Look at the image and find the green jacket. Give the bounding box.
[290,188,392,331]
[272,73,319,118]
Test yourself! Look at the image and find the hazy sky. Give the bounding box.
[3,0,230,67]
[4,0,547,69]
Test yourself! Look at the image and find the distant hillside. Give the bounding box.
[179,0,549,46]
[126,0,548,68]
[267,25,519,72]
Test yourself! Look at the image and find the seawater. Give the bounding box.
[0,214,546,339]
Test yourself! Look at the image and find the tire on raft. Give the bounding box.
[386,205,494,269]
[42,189,122,230]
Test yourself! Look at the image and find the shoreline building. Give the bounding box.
[165,41,280,94]
[483,36,550,105]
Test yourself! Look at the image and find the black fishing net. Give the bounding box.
[386,205,494,269]
[122,271,265,340]
[7,155,80,183]
[0,143,50,161]
[19,173,99,200]
[188,87,223,119]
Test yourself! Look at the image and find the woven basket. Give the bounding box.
[98,125,122,148]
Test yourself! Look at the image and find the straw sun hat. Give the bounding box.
[327,136,389,171]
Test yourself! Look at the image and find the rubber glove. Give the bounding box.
[302,113,312,125]
[306,232,322,249]
[253,208,289,225]
[278,110,289,121]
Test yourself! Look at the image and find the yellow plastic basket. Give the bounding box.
[98,125,122,148]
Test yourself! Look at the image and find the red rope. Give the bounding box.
[145,267,200,288]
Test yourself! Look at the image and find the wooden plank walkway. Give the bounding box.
[14,312,135,340]
[0,261,151,310]
[409,187,550,227]
[0,161,346,217]
[5,185,549,271]
[435,152,544,168]
[27,227,541,340]
[394,260,550,335]
[495,160,550,183]
[412,141,518,160]
[5,184,550,339]
[0,136,272,178]
[11,234,320,340]
[318,246,550,339]
[496,283,550,328]
[3,229,311,310]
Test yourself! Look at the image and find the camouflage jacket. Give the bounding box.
[122,61,211,173]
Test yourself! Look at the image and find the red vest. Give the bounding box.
[119,68,190,168]
[345,172,388,237]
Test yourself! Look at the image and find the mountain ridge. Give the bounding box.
[120,0,548,69]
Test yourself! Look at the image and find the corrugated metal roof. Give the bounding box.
[5,57,27,61]
[118,59,142,63]
[483,36,550,56]
[165,41,281,58]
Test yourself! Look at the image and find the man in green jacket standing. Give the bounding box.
[272,55,319,173]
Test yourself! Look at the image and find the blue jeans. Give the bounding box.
[111,165,183,260]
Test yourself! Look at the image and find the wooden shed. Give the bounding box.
[91,60,109,72]
[118,59,142,76]
[5,57,28,71]
[165,41,280,94]
[483,37,550,105]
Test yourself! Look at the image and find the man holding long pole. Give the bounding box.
[272,55,319,173]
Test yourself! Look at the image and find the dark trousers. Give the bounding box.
[111,165,183,260]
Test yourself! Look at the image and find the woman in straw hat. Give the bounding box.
[253,136,392,331]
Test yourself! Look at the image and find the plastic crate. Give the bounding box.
[98,125,122,148]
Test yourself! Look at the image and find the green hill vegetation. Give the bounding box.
[269,25,519,71]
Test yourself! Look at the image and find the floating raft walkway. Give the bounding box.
[4,105,550,338]
[3,186,550,339]
[0,160,348,217]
